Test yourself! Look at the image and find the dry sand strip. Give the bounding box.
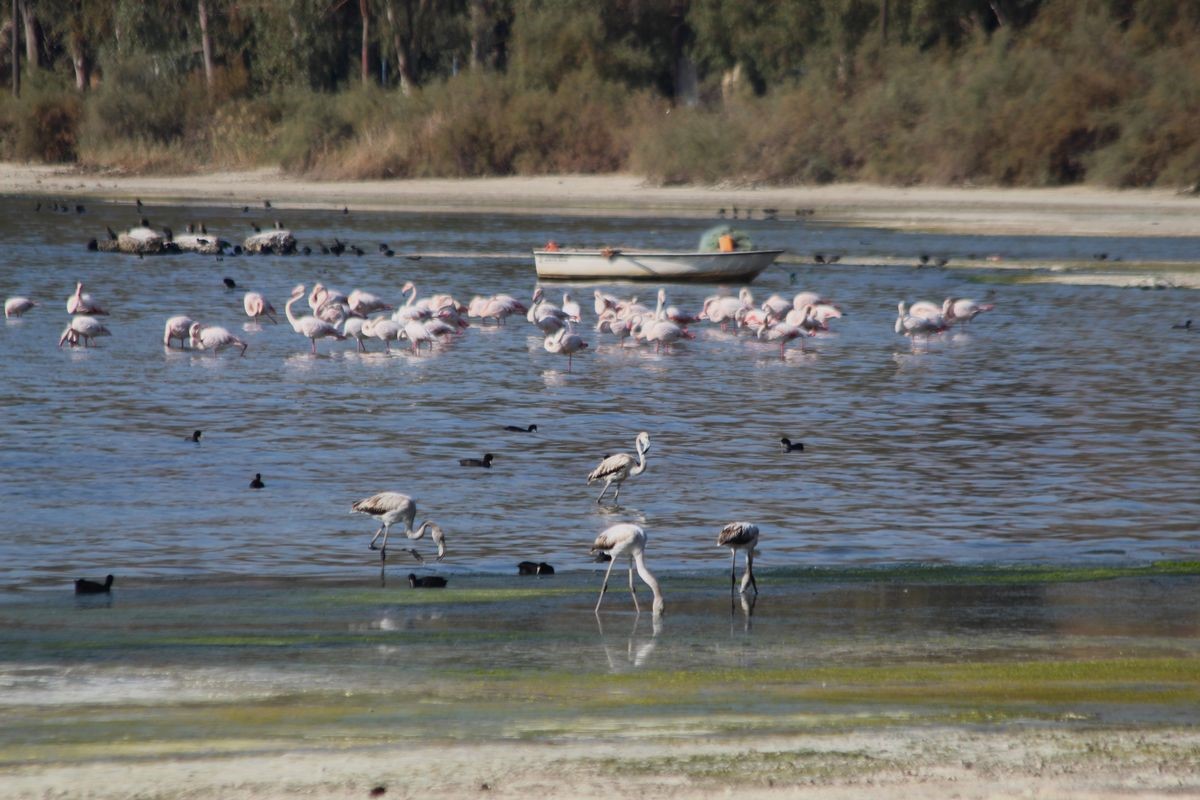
[4,727,1200,799]
[5,163,1200,237]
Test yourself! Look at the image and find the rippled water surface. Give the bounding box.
[1,197,1198,590]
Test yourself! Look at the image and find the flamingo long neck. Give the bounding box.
[405,284,418,307]
[633,551,664,615]
[655,290,665,320]
[630,443,648,476]
[285,293,304,331]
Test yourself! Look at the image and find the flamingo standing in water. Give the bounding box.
[351,492,447,563]
[587,431,650,504]
[189,322,247,356]
[58,316,110,347]
[756,318,809,357]
[717,522,759,596]
[590,523,664,616]
[285,284,345,353]
[946,297,995,325]
[896,301,947,350]
[163,315,196,348]
[364,317,403,353]
[66,282,107,315]
[4,297,38,318]
[544,325,588,371]
[243,291,277,323]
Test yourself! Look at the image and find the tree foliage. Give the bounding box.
[2,0,1200,187]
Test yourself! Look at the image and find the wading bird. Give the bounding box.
[717,522,759,596]
[4,297,37,318]
[544,326,588,371]
[243,291,277,324]
[163,315,196,348]
[590,523,664,616]
[66,282,107,315]
[587,432,650,504]
[285,284,345,354]
[351,492,446,563]
[189,322,247,356]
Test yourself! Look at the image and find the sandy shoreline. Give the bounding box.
[6,726,1199,799]
[4,163,1200,237]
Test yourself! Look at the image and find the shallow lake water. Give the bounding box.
[1,197,1198,590]
[2,196,1199,757]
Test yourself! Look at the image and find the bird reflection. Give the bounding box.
[596,611,661,671]
[731,591,757,632]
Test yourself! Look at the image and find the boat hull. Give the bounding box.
[532,249,784,282]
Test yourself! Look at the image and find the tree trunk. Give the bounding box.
[468,0,485,70]
[880,0,888,43]
[69,34,88,90]
[18,0,35,69]
[360,0,369,85]
[198,0,214,92]
[8,4,17,97]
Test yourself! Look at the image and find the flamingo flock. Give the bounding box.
[9,274,1001,366]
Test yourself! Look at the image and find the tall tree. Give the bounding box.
[360,0,369,84]
[199,0,215,92]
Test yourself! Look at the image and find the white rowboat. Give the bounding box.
[532,248,784,282]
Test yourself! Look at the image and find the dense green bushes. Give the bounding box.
[1,0,1199,188]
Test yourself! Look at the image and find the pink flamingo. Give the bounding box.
[58,316,110,347]
[163,315,196,348]
[590,523,664,616]
[4,297,38,318]
[189,322,247,356]
[286,284,345,353]
[544,326,588,371]
[243,291,277,323]
[947,297,995,325]
[66,282,107,315]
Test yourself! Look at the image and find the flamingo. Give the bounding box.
[66,282,107,315]
[528,287,569,334]
[634,317,691,353]
[896,301,947,349]
[792,291,827,312]
[593,289,620,316]
[351,492,446,563]
[163,315,196,348]
[285,284,345,353]
[590,523,664,616]
[347,289,392,316]
[908,298,952,321]
[189,322,247,356]
[756,319,808,357]
[58,316,110,347]
[364,317,403,352]
[701,295,747,331]
[946,297,995,325]
[342,317,370,352]
[761,294,792,320]
[717,522,759,596]
[544,326,588,371]
[587,431,650,504]
[308,283,347,314]
[402,319,435,353]
[243,291,277,323]
[561,292,582,322]
[4,297,37,318]
[468,294,525,326]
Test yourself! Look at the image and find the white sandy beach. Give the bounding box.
[5,163,1200,237]
[5,726,1199,800]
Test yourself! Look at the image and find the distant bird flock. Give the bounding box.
[8,204,1015,608]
